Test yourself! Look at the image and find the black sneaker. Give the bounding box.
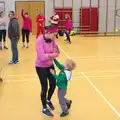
[14,60,19,64]
[67,100,72,109]
[64,39,67,41]
[4,46,8,50]
[56,35,58,39]
[46,101,55,110]
[60,112,69,117]
[0,78,3,82]
[42,108,54,117]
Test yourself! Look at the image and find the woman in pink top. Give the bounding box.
[64,14,72,44]
[35,26,60,117]
[21,9,32,48]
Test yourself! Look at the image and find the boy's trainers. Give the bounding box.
[42,108,53,117]
[60,112,69,117]
[67,100,72,109]
[46,100,55,110]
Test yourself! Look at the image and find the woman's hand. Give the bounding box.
[54,45,60,54]
[30,32,32,35]
[45,54,52,60]
[50,69,55,74]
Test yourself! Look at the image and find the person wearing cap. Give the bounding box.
[49,10,59,38]
[35,26,60,117]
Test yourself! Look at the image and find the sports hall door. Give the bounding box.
[15,1,45,35]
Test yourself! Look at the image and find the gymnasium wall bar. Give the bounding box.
[72,0,74,23]
[114,0,117,34]
[53,0,120,36]
[80,0,83,32]
[105,0,108,35]
[89,0,92,33]
[53,0,55,9]
[62,0,64,29]
[98,0,100,34]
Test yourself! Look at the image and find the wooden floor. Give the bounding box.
[0,35,120,120]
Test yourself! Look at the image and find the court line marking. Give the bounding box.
[7,73,120,78]
[4,76,82,83]
[58,45,120,118]
[7,70,120,77]
[7,71,81,77]
[70,56,120,58]
[58,45,70,59]
[8,74,37,77]
[72,58,120,60]
[81,72,120,117]
[81,74,120,78]
[84,70,120,73]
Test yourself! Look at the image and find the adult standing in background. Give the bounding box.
[0,11,8,50]
[50,10,59,38]
[8,11,20,64]
[21,9,32,48]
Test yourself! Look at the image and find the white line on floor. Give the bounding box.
[81,72,120,117]
[4,76,82,83]
[59,45,120,118]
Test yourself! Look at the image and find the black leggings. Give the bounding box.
[64,30,71,43]
[36,65,56,109]
[22,29,30,43]
[0,30,6,42]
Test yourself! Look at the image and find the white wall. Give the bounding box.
[116,0,120,30]
[99,0,107,32]
[4,0,54,25]
[4,0,120,32]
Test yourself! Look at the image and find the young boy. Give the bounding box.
[50,58,76,117]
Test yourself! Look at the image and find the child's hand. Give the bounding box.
[45,54,52,60]
[54,48,57,52]
[45,53,49,57]
[29,32,32,36]
[54,45,60,54]
[50,69,55,74]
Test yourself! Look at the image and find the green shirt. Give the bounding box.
[53,59,72,89]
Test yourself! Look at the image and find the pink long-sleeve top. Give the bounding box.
[65,19,72,31]
[35,35,60,67]
[21,9,32,32]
